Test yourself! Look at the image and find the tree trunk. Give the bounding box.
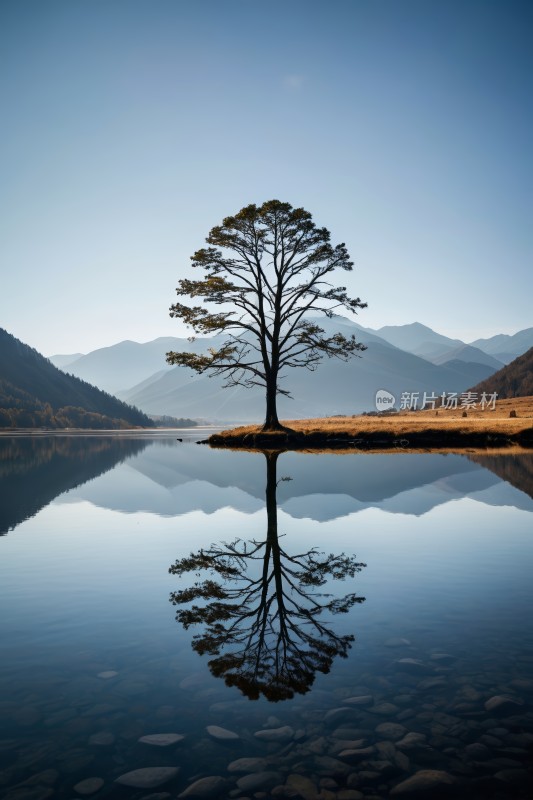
[262,375,284,431]
[264,451,286,626]
[265,450,279,539]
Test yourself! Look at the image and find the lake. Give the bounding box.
[1,433,532,799]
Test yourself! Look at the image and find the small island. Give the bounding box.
[208,396,533,450]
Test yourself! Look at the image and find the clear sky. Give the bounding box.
[1,0,531,356]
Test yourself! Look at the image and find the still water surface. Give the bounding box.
[1,434,532,799]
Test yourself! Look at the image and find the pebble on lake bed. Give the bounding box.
[177,775,228,797]
[393,659,434,675]
[115,767,180,789]
[396,732,427,750]
[342,695,373,706]
[429,653,456,664]
[254,725,294,742]
[138,733,185,746]
[368,702,399,715]
[390,769,455,795]
[484,695,524,714]
[227,757,268,773]
[73,777,104,795]
[337,746,376,761]
[286,773,320,799]
[374,722,407,741]
[206,725,240,740]
[236,771,283,792]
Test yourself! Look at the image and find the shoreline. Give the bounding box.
[0,426,221,438]
[2,398,533,452]
[207,398,533,451]
[208,427,533,450]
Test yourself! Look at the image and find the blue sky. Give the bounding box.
[1,0,531,355]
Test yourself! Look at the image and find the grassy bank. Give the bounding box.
[208,396,533,450]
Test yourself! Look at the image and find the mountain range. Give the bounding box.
[49,319,533,421]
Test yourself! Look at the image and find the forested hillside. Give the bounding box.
[0,329,154,429]
[469,347,533,399]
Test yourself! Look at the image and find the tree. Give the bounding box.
[169,450,366,701]
[166,200,367,431]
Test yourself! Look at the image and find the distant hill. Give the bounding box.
[470,328,533,365]
[375,322,463,354]
[49,336,224,395]
[149,414,198,428]
[373,323,504,369]
[431,343,504,369]
[49,352,84,369]
[469,347,533,399]
[0,329,154,429]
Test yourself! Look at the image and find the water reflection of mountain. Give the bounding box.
[0,436,149,534]
[468,452,533,501]
[58,442,533,519]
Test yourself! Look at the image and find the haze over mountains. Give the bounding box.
[49,319,533,421]
[470,329,533,365]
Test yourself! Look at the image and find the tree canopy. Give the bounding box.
[167,200,366,430]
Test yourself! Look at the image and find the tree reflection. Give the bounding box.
[169,451,366,701]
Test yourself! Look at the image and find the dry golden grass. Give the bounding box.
[215,396,533,439]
